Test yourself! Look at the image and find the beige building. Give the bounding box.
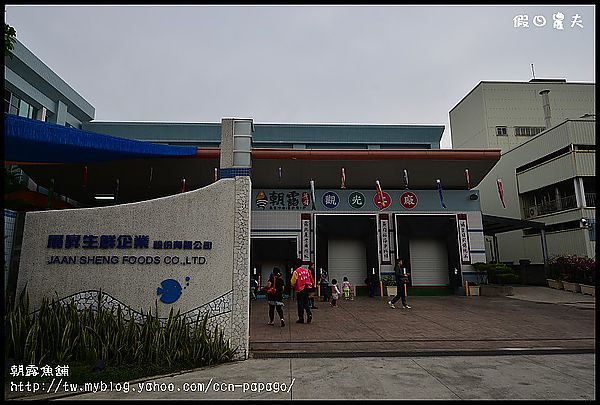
[450,80,595,153]
[450,80,595,264]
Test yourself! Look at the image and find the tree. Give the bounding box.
[5,22,16,57]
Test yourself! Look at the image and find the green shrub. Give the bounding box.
[472,263,520,285]
[5,289,235,369]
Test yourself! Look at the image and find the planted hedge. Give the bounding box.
[5,289,235,368]
[471,263,520,285]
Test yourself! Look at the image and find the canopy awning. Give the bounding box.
[4,114,197,163]
[482,214,545,236]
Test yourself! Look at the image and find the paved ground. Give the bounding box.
[250,286,595,355]
[7,286,596,400]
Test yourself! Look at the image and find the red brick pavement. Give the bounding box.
[249,295,595,354]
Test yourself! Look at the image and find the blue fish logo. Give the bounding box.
[157,279,182,304]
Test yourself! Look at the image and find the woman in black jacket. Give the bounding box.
[267,267,286,327]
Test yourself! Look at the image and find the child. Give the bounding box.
[330,279,341,307]
[342,277,353,300]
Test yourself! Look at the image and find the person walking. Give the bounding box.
[250,277,258,300]
[388,258,411,309]
[308,262,318,309]
[320,269,330,302]
[330,279,341,307]
[266,267,286,327]
[365,276,375,297]
[290,258,313,323]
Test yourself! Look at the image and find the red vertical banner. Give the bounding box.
[301,213,311,264]
[379,213,391,264]
[497,178,506,208]
[457,213,471,264]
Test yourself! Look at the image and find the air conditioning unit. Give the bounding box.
[528,206,539,217]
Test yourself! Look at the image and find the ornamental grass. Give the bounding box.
[5,288,235,369]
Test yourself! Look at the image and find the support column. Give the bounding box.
[55,100,67,126]
[220,117,253,361]
[574,178,585,208]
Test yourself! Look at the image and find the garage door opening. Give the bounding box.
[315,215,378,296]
[250,237,297,295]
[395,215,461,292]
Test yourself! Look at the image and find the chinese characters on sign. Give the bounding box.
[45,235,212,266]
[255,190,311,210]
[322,192,340,209]
[513,13,583,28]
[399,191,418,209]
[457,214,471,264]
[301,214,311,262]
[47,235,212,250]
[348,192,365,209]
[379,214,391,264]
[373,192,392,210]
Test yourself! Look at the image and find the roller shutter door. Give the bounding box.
[409,238,449,286]
[328,238,366,288]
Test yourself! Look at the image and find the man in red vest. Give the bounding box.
[290,257,313,324]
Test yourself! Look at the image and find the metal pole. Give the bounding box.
[540,228,549,279]
[493,235,500,263]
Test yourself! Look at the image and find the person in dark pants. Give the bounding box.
[266,268,286,327]
[365,276,375,297]
[388,258,411,309]
[320,269,330,302]
[290,258,313,323]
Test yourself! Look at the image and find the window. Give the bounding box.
[496,126,507,136]
[4,89,11,113]
[515,126,545,136]
[6,93,37,119]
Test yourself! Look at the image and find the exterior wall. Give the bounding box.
[523,228,591,262]
[450,81,595,154]
[83,121,444,149]
[15,177,251,360]
[4,40,95,125]
[449,85,487,149]
[250,188,485,288]
[474,119,595,263]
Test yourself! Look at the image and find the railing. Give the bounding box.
[522,195,578,218]
[584,193,596,207]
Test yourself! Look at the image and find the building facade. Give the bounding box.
[5,40,502,298]
[450,80,596,264]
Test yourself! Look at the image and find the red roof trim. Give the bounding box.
[195,148,501,161]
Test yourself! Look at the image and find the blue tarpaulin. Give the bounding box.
[4,114,197,163]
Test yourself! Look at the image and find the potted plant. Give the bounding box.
[381,275,397,297]
[556,255,585,293]
[467,263,490,296]
[546,259,564,290]
[578,258,595,297]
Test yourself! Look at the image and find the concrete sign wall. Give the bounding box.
[16,176,251,360]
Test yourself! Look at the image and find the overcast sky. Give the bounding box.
[5,4,596,148]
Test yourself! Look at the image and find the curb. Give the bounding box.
[250,347,595,359]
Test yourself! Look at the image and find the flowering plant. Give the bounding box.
[547,255,595,284]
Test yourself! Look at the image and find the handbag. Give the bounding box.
[266,278,277,295]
